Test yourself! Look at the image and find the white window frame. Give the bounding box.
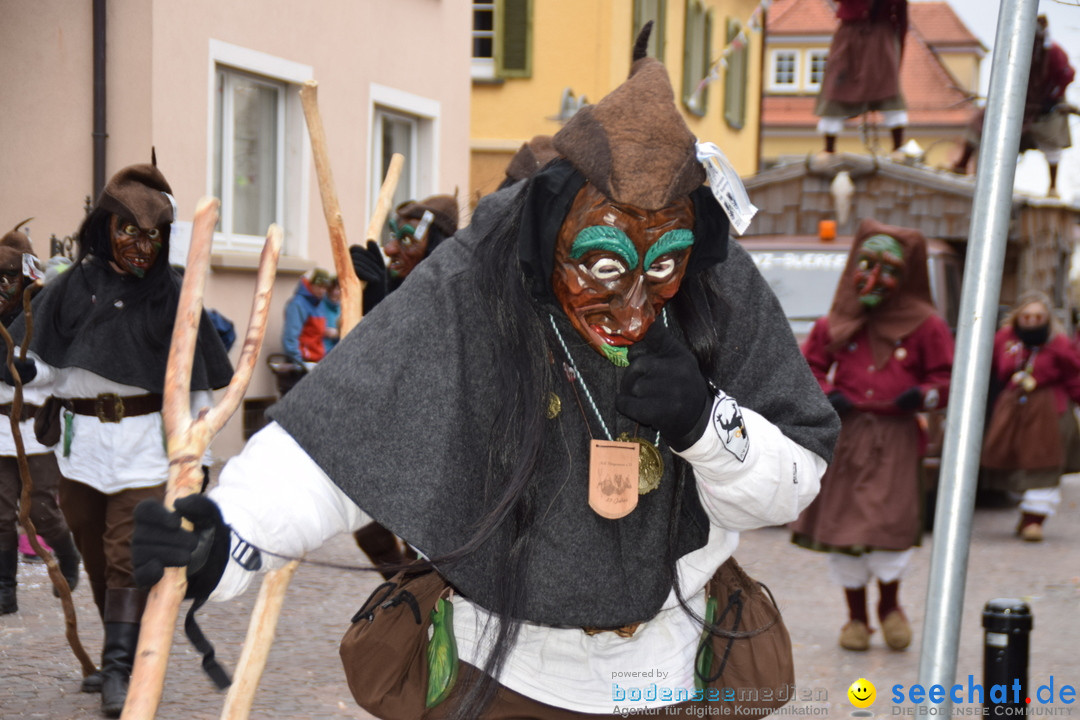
[804,49,828,92]
[768,49,799,93]
[472,1,497,80]
[368,84,441,224]
[207,40,312,257]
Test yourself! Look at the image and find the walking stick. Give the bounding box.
[121,198,282,720]
[0,282,96,677]
[216,83,406,720]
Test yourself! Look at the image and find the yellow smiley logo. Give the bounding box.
[848,678,876,708]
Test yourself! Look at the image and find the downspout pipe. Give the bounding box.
[916,0,1040,712]
[92,0,106,200]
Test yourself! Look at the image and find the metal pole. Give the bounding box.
[917,0,1040,710]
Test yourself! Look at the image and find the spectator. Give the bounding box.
[282,268,333,369]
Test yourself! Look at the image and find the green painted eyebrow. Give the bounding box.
[643,229,695,269]
[570,226,638,268]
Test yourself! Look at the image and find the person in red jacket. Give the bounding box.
[952,15,1076,197]
[981,291,1080,541]
[814,0,909,164]
[791,219,954,652]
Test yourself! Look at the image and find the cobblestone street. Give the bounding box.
[2,476,1078,719]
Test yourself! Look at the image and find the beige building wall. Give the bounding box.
[469,0,764,203]
[1,0,471,459]
[936,52,981,96]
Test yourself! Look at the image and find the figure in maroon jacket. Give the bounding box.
[952,15,1076,197]
[791,219,954,652]
[814,0,909,163]
[982,291,1080,542]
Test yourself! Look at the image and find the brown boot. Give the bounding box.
[839,620,871,651]
[1017,512,1046,542]
[100,588,145,717]
[880,609,912,650]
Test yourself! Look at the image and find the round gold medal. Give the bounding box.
[618,433,664,494]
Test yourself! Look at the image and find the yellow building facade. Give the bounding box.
[468,0,766,206]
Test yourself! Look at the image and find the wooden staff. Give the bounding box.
[121,199,281,720]
[0,283,96,677]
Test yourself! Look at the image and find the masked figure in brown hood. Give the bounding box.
[791,218,954,653]
[131,25,838,719]
[4,155,233,716]
[0,219,82,622]
[981,290,1080,542]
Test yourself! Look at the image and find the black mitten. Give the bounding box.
[132,495,230,600]
[827,391,853,415]
[616,322,710,450]
[350,240,388,311]
[1,357,36,386]
[895,386,924,411]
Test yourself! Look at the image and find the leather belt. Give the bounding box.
[0,403,41,422]
[64,393,163,423]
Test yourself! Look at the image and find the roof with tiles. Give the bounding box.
[763,0,978,129]
[909,2,984,50]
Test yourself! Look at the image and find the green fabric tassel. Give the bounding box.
[695,595,718,691]
[425,596,459,708]
[62,410,74,458]
[601,344,629,367]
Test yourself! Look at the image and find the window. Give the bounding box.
[806,49,828,90]
[681,0,712,117]
[770,49,798,91]
[368,84,441,237]
[633,0,666,62]
[472,0,532,81]
[723,19,748,130]
[208,41,311,256]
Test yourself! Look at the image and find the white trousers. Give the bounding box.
[1020,486,1061,517]
[817,110,909,136]
[827,548,915,588]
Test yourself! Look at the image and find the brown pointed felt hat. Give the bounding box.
[397,193,460,238]
[0,218,35,272]
[96,150,175,229]
[552,22,704,210]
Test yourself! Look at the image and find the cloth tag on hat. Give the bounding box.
[21,254,44,282]
[414,210,435,242]
[695,141,757,235]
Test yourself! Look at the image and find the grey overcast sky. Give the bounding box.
[934,0,1080,201]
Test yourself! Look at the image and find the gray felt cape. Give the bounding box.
[270,187,838,627]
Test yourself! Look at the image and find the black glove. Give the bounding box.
[827,391,853,415]
[895,386,924,412]
[0,357,36,386]
[616,322,711,451]
[350,241,388,311]
[132,495,231,600]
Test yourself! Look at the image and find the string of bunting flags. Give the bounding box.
[693,0,773,98]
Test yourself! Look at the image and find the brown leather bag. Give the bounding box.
[696,556,796,715]
[981,386,1063,471]
[339,557,795,719]
[33,395,64,447]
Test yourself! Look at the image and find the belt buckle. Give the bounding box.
[95,393,124,423]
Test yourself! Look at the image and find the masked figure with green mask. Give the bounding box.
[791,218,954,654]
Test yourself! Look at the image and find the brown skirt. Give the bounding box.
[790,411,922,553]
[815,20,905,116]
